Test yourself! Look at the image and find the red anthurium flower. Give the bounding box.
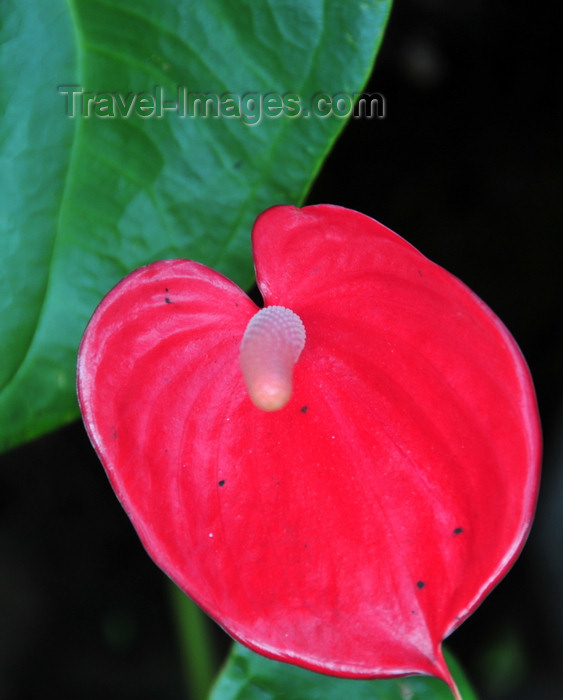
[77,205,541,699]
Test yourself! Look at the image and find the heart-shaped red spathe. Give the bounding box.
[77,204,541,695]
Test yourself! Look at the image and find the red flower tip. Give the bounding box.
[77,204,541,698]
[240,305,306,411]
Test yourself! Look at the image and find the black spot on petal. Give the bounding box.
[416,581,425,589]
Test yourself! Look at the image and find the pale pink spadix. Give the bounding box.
[240,305,306,411]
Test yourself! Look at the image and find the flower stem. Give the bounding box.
[169,581,221,700]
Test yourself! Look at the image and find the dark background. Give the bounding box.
[1,1,561,698]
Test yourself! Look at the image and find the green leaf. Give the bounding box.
[209,642,478,700]
[0,0,392,452]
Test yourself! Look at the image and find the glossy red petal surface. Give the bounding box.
[77,206,541,691]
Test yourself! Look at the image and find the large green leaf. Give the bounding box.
[210,642,478,700]
[0,0,392,452]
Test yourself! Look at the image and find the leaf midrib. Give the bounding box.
[0,0,85,399]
